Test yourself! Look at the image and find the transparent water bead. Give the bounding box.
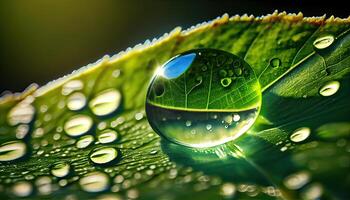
[89,89,121,117]
[79,171,110,193]
[64,115,93,137]
[62,80,84,96]
[7,98,35,126]
[0,140,27,162]
[50,161,71,178]
[313,35,334,50]
[146,49,261,148]
[89,147,119,164]
[76,135,94,149]
[11,181,33,197]
[67,92,86,111]
[290,127,311,143]
[319,81,340,97]
[97,129,118,144]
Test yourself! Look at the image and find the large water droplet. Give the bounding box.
[220,183,236,198]
[64,115,93,137]
[0,141,27,162]
[7,100,35,126]
[313,35,334,50]
[89,147,119,164]
[97,129,118,144]
[79,171,110,193]
[50,161,71,178]
[11,181,33,197]
[76,135,94,149]
[319,81,340,97]
[290,127,311,143]
[62,80,84,96]
[67,92,86,111]
[145,49,261,148]
[89,89,121,116]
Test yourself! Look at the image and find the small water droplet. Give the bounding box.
[35,176,53,195]
[134,112,144,120]
[149,150,158,155]
[220,183,236,198]
[301,183,323,200]
[11,181,33,197]
[313,35,334,50]
[220,77,232,87]
[62,80,84,96]
[64,115,93,137]
[185,120,192,127]
[0,141,27,162]
[233,114,240,122]
[76,135,94,149]
[112,69,121,78]
[290,127,311,143]
[269,58,281,68]
[89,89,121,117]
[16,124,30,139]
[79,171,110,193]
[97,129,118,144]
[7,101,35,126]
[206,124,212,130]
[219,69,227,77]
[90,147,119,164]
[50,161,71,178]
[319,81,340,97]
[234,67,242,76]
[67,92,86,111]
[283,171,310,190]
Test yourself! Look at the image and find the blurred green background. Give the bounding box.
[0,0,347,93]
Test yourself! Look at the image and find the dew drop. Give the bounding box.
[16,124,30,139]
[50,161,71,178]
[220,183,236,198]
[90,147,119,164]
[7,100,35,126]
[283,171,310,190]
[269,58,281,68]
[67,92,86,111]
[146,49,261,148]
[301,183,323,200]
[76,135,94,149]
[79,171,110,193]
[290,127,311,143]
[89,89,121,116]
[0,141,27,162]
[62,80,83,96]
[219,69,227,77]
[97,129,118,144]
[234,67,242,76]
[11,181,33,197]
[319,81,340,97]
[64,115,93,137]
[313,35,334,50]
[220,77,232,87]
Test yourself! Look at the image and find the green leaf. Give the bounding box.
[0,12,350,200]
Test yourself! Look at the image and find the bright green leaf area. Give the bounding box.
[0,13,349,200]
